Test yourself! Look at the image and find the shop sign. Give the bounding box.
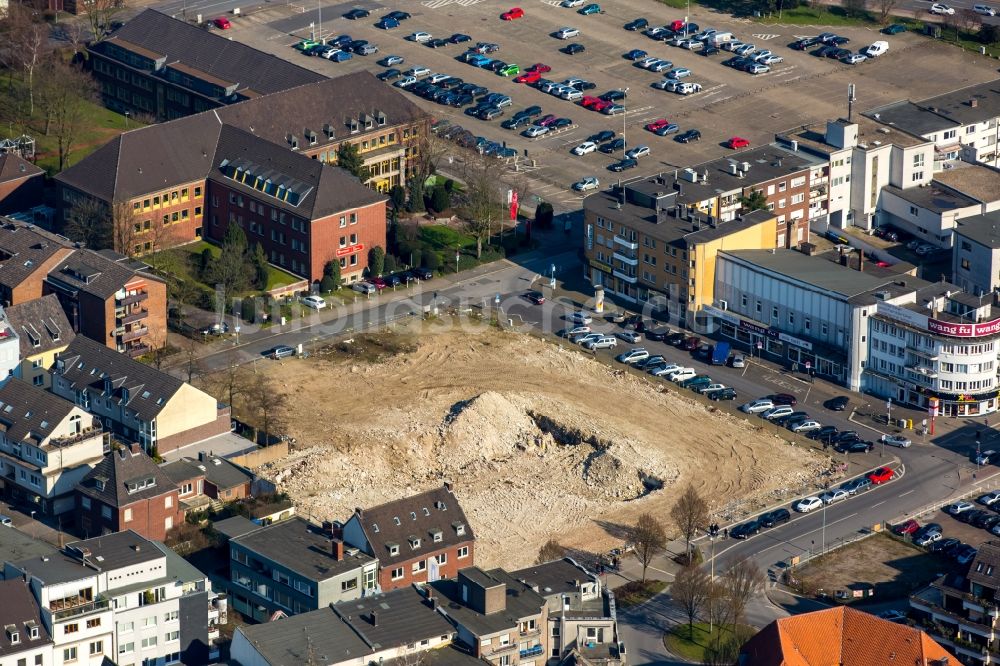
[927,317,1000,338]
[778,332,813,351]
[739,319,778,338]
[336,243,364,257]
[589,258,612,273]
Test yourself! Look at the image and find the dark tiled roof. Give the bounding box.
[0,579,51,657]
[66,529,162,569]
[510,558,599,597]
[0,378,79,447]
[866,100,959,136]
[956,211,1000,249]
[918,80,1000,126]
[46,248,164,301]
[968,540,1000,588]
[431,568,547,637]
[161,453,251,491]
[351,485,474,567]
[332,585,456,650]
[212,515,259,541]
[0,219,73,294]
[77,446,178,508]
[237,606,369,666]
[4,293,74,357]
[215,71,429,149]
[231,517,375,583]
[54,335,185,422]
[101,10,323,96]
[0,153,43,183]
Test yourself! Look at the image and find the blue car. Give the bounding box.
[376,17,399,29]
[329,50,353,62]
[579,3,601,14]
[625,49,648,60]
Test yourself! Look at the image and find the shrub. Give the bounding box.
[324,260,342,290]
[240,297,256,323]
[535,201,555,229]
[430,186,450,213]
[384,254,399,273]
[444,178,456,193]
[422,250,440,271]
[199,248,214,276]
[320,275,337,293]
[389,185,407,209]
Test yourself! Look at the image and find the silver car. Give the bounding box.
[881,434,912,448]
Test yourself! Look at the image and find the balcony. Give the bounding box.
[808,207,828,220]
[117,309,148,326]
[612,251,638,266]
[126,343,151,359]
[519,645,544,659]
[116,292,148,306]
[612,269,638,284]
[51,597,110,622]
[613,236,638,251]
[487,643,518,657]
[809,188,827,201]
[120,327,149,343]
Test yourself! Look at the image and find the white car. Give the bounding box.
[625,145,650,159]
[699,383,726,394]
[979,491,1000,506]
[394,76,418,88]
[670,369,698,383]
[929,3,955,14]
[522,125,550,138]
[617,348,650,364]
[651,363,684,377]
[819,488,849,505]
[741,399,774,414]
[675,82,702,95]
[946,500,975,515]
[555,27,580,39]
[409,31,432,42]
[573,176,600,191]
[843,53,867,65]
[881,434,912,448]
[752,49,773,62]
[563,325,591,338]
[301,295,327,309]
[758,54,783,65]
[794,496,824,513]
[636,56,661,69]
[791,419,822,433]
[561,0,585,6]
[0,515,12,527]
[561,89,584,101]
[576,333,603,347]
[619,331,642,344]
[405,66,431,77]
[975,3,997,14]
[585,336,617,350]
[573,141,598,156]
[427,73,450,83]
[568,311,593,325]
[652,79,678,91]
[747,63,770,75]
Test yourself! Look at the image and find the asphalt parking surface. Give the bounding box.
[201,0,1000,210]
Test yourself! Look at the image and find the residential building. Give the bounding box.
[161,451,254,511]
[75,444,183,541]
[4,531,215,666]
[87,10,325,121]
[50,335,230,453]
[0,220,74,307]
[0,379,106,515]
[0,153,44,215]
[583,173,780,324]
[0,306,21,381]
[919,80,1000,168]
[911,540,1000,665]
[44,249,168,357]
[511,558,624,666]
[431,567,548,666]
[230,584,456,666]
[341,483,475,591]
[739,605,957,665]
[227,516,377,621]
[0,524,58,568]
[4,294,74,387]
[953,210,1000,295]
[0,578,53,666]
[868,99,963,171]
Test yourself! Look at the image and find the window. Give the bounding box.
[124,508,133,522]
[86,618,101,629]
[165,496,173,508]
[412,560,427,574]
[119,642,135,656]
[909,206,918,217]
[63,647,77,662]
[458,546,469,559]
[65,623,79,635]
[166,631,179,642]
[944,129,957,140]
[913,153,925,168]
[142,637,157,649]
[120,622,134,633]
[89,641,103,656]
[962,258,971,270]
[911,171,924,182]
[143,616,157,627]
[436,553,448,564]
[391,567,404,581]
[81,496,91,510]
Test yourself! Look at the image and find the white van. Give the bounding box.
[585,336,617,350]
[863,41,889,57]
[709,32,735,45]
[670,369,697,383]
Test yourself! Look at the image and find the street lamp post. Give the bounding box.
[708,523,719,632]
[821,489,827,553]
[550,263,557,289]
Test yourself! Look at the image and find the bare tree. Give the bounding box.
[16,21,50,116]
[63,197,111,248]
[628,513,667,583]
[37,58,97,171]
[459,154,504,259]
[671,564,711,633]
[670,484,709,562]
[843,0,867,18]
[536,537,567,564]
[112,200,140,256]
[212,351,250,417]
[413,128,451,182]
[958,7,983,33]
[710,558,765,635]
[182,338,204,383]
[248,373,289,445]
[876,0,898,23]
[0,6,34,91]
[80,0,127,42]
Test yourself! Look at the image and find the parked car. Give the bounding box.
[501,7,525,20]
[946,501,976,515]
[759,508,791,527]
[212,16,231,29]
[791,420,822,433]
[931,537,961,553]
[893,519,920,535]
[975,449,997,465]
[264,345,296,359]
[763,406,795,421]
[412,267,434,280]
[573,177,600,191]
[730,519,761,539]
[957,545,979,565]
[915,531,943,547]
[0,515,12,527]
[819,488,849,505]
[741,399,774,414]
[727,136,751,149]
[867,467,895,484]
[555,27,580,39]
[841,477,872,495]
[617,348,650,364]
[301,295,327,309]
[707,387,738,401]
[825,396,850,411]
[881,434,912,448]
[794,497,823,513]
[979,491,1000,506]
[676,129,702,143]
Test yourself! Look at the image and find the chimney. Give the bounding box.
[444,481,452,492]
[970,99,979,108]
[430,595,438,610]
[198,451,207,462]
[370,611,378,627]
[331,538,345,561]
[355,507,363,517]
[130,443,142,455]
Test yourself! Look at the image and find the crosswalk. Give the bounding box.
[421,0,485,7]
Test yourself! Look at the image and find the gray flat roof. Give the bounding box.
[510,558,597,598]
[920,80,1000,126]
[333,586,456,650]
[0,529,57,571]
[431,568,546,637]
[67,530,162,570]
[237,606,369,666]
[883,184,979,213]
[722,249,897,298]
[866,100,959,136]
[231,517,374,583]
[212,515,259,541]
[932,163,1000,203]
[955,211,1000,249]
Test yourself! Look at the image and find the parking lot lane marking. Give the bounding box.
[752,33,782,40]
[899,489,915,497]
[872,500,886,508]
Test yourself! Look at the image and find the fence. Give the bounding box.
[230,441,289,468]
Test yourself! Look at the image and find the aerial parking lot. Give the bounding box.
[211,0,1000,209]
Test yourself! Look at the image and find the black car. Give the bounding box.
[383,274,402,288]
[730,519,762,539]
[450,33,472,43]
[344,7,369,19]
[977,513,1000,530]
[836,440,873,454]
[959,509,991,525]
[775,411,809,426]
[200,322,230,336]
[514,105,543,119]
[827,47,851,59]
[825,395,850,411]
[759,508,791,528]
[808,425,838,441]
[624,17,649,31]
[707,387,737,401]
[524,291,545,305]
[412,267,434,280]
[701,45,720,56]
[426,38,450,48]
[562,43,586,55]
[829,35,850,45]
[487,60,509,72]
[676,129,701,143]
[461,84,488,97]
[599,138,627,153]
[551,118,572,129]
[475,41,501,54]
[636,355,667,369]
[329,34,353,47]
[813,45,836,57]
[589,130,616,143]
[383,10,411,21]
[834,430,860,443]
[599,89,627,102]
[931,537,961,553]
[501,116,532,130]
[377,68,401,81]
[645,328,669,342]
[610,158,638,172]
[450,93,474,107]
[346,39,369,50]
[439,77,463,89]
[667,332,687,346]
[573,80,597,90]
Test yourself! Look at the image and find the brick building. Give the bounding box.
[161,451,253,506]
[45,249,167,356]
[342,484,475,591]
[0,220,74,307]
[75,444,183,541]
[0,153,44,215]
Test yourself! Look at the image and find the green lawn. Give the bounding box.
[613,580,667,608]
[157,240,303,294]
[756,5,877,25]
[664,623,755,662]
[419,225,476,251]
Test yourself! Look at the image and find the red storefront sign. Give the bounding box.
[336,243,365,257]
[927,317,1000,338]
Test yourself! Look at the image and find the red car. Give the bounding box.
[514,71,542,84]
[669,19,686,31]
[527,63,552,73]
[591,99,613,112]
[893,519,920,535]
[501,7,525,20]
[727,136,751,149]
[580,95,601,108]
[645,118,672,133]
[372,277,387,291]
[212,16,231,29]
[868,467,895,485]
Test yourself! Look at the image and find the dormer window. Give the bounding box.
[28,625,39,640]
[5,626,19,644]
[410,511,417,521]
[423,507,430,517]
[430,529,443,543]
[393,516,401,526]
[453,522,466,536]
[387,543,399,556]
[372,523,379,533]
[409,536,421,549]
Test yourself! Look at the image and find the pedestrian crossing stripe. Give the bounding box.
[752,33,781,40]
[421,0,485,7]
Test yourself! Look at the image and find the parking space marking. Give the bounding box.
[422,0,485,7]
[752,33,782,40]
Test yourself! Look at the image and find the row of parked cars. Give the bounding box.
[789,33,889,65]
[893,517,978,564]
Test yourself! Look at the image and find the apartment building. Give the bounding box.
[44,250,168,357]
[342,484,476,591]
[741,606,956,665]
[911,540,1000,665]
[583,175,779,324]
[231,584,456,666]
[161,451,254,509]
[0,578,53,666]
[0,379,106,516]
[50,335,229,454]
[75,445,183,541]
[953,210,1000,295]
[511,558,624,666]
[0,307,21,381]
[0,221,74,307]
[431,567,548,666]
[0,154,44,216]
[227,516,377,621]
[4,531,214,666]
[5,295,74,388]
[87,10,324,121]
